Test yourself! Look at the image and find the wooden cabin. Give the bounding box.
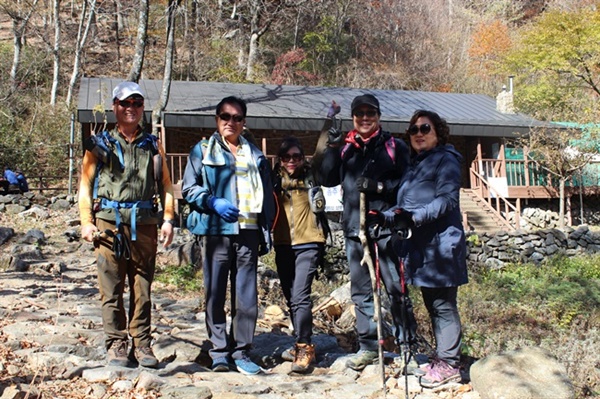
[78,78,598,231]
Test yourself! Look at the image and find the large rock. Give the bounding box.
[0,227,15,245]
[470,346,574,399]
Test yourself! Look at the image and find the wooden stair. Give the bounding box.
[460,189,508,233]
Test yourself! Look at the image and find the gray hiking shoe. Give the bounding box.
[395,355,428,376]
[281,346,296,362]
[346,349,378,371]
[107,340,130,367]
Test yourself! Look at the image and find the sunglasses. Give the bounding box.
[407,123,432,136]
[218,113,244,123]
[117,99,144,108]
[353,110,378,118]
[280,153,303,163]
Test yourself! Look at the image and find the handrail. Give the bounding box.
[469,166,519,230]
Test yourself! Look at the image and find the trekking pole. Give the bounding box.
[358,192,386,395]
[397,232,411,399]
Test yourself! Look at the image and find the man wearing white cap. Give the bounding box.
[79,81,175,368]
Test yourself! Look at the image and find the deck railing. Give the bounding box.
[468,164,520,230]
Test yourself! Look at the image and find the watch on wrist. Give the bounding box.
[377,182,384,194]
[163,219,175,226]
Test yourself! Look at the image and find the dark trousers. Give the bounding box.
[421,286,462,366]
[346,236,417,351]
[202,230,259,360]
[275,244,323,344]
[95,219,157,349]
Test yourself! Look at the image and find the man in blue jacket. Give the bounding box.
[318,94,416,370]
[182,96,275,375]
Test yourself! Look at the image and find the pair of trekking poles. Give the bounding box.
[359,192,422,399]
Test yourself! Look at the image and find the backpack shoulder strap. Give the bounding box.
[384,137,396,164]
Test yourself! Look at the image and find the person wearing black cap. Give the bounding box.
[317,93,415,371]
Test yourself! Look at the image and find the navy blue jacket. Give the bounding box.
[319,129,409,238]
[392,144,468,287]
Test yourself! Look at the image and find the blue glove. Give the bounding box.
[208,196,240,223]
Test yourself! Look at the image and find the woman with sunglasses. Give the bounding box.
[371,109,468,388]
[272,137,328,374]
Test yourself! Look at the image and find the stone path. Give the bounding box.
[0,222,479,399]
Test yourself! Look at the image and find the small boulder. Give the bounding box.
[470,346,574,399]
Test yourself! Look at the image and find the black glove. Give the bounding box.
[392,209,414,231]
[327,127,343,145]
[366,210,385,228]
[366,210,385,239]
[397,227,411,240]
[356,177,382,193]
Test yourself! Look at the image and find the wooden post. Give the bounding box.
[499,143,506,178]
[523,146,530,187]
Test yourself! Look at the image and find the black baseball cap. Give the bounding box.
[351,94,380,114]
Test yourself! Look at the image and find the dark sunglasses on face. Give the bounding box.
[117,99,144,108]
[407,123,432,136]
[218,113,244,123]
[353,110,378,118]
[280,153,303,163]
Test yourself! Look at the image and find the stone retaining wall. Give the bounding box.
[322,225,600,280]
[467,225,600,268]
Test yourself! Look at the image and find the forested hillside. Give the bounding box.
[0,0,599,177]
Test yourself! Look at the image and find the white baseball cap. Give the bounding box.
[112,81,145,100]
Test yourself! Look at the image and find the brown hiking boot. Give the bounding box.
[107,340,130,367]
[134,346,159,368]
[291,343,315,373]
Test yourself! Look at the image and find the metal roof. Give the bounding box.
[78,77,558,137]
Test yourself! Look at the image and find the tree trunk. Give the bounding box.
[66,0,97,107]
[127,0,148,82]
[246,32,259,81]
[10,23,22,92]
[50,0,61,105]
[152,0,179,136]
[8,0,39,92]
[113,0,121,70]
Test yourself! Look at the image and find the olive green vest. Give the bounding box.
[95,128,160,225]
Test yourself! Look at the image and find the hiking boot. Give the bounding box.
[291,343,315,373]
[419,360,461,388]
[134,346,159,368]
[346,349,378,371]
[107,340,130,367]
[281,346,296,362]
[395,355,426,376]
[234,354,261,375]
[211,357,230,372]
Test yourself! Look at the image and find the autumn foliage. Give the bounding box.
[468,20,512,77]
